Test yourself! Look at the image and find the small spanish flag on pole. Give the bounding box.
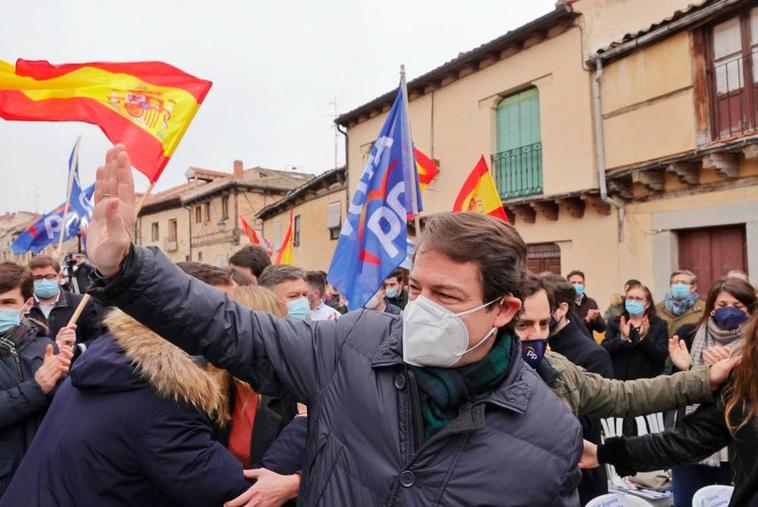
[240,215,261,245]
[274,210,295,265]
[452,156,508,222]
[0,59,212,183]
[414,147,439,190]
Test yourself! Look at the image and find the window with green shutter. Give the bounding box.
[492,87,543,199]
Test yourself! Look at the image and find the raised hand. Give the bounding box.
[639,315,650,340]
[668,335,691,370]
[87,144,136,277]
[34,344,73,393]
[703,345,732,366]
[620,315,631,339]
[709,353,741,390]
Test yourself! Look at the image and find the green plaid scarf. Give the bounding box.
[411,331,513,442]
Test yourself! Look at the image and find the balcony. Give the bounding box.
[491,142,543,200]
[709,48,758,140]
[190,228,241,248]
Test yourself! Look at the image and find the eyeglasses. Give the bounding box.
[32,274,58,281]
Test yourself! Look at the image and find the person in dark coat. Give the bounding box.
[384,268,409,310]
[85,154,583,507]
[0,310,251,507]
[0,262,71,497]
[585,312,758,507]
[567,270,606,336]
[27,255,104,356]
[603,283,669,381]
[540,273,613,504]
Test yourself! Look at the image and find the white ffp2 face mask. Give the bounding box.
[402,295,501,368]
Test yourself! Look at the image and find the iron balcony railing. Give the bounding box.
[491,142,543,200]
[709,47,758,139]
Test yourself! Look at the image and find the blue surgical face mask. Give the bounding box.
[286,297,310,321]
[713,306,748,330]
[385,287,399,299]
[34,279,59,299]
[671,283,691,300]
[625,300,645,316]
[521,339,548,369]
[0,308,22,334]
[573,284,585,297]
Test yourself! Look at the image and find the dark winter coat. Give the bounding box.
[0,311,250,507]
[88,246,584,506]
[602,314,669,381]
[598,391,758,507]
[574,295,606,335]
[549,320,613,504]
[0,322,55,496]
[29,289,104,349]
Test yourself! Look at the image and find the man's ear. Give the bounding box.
[23,297,34,314]
[494,295,522,328]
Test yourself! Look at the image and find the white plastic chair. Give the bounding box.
[599,414,667,489]
[691,485,734,507]
[585,492,655,507]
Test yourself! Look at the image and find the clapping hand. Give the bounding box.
[668,335,691,370]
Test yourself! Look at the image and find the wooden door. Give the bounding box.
[678,224,747,294]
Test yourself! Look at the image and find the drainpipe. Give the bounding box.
[592,56,625,242]
[337,123,349,210]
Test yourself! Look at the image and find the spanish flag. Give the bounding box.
[274,210,294,265]
[414,147,439,190]
[452,156,508,222]
[240,215,261,245]
[0,59,212,182]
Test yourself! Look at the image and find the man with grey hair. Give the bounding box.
[655,269,705,337]
[257,265,311,321]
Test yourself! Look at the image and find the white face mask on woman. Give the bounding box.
[402,295,501,368]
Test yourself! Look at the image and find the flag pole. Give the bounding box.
[67,176,155,327]
[400,65,422,237]
[57,136,82,263]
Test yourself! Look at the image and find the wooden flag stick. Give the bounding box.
[67,179,155,327]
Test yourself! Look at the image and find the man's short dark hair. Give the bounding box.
[28,255,61,273]
[177,262,232,288]
[229,246,272,279]
[566,270,585,282]
[416,212,526,303]
[386,268,406,284]
[539,273,576,314]
[258,265,307,290]
[522,273,553,308]
[0,262,34,300]
[228,268,255,286]
[305,271,326,295]
[625,278,641,287]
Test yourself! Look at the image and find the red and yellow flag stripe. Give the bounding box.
[452,155,508,222]
[414,147,439,189]
[0,59,212,182]
[274,210,295,265]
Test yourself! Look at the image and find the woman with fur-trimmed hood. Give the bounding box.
[0,309,251,507]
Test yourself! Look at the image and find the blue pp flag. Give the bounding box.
[12,143,94,255]
[328,84,421,310]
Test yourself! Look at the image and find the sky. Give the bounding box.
[1,0,556,214]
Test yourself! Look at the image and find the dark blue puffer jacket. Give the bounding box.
[90,246,583,506]
[0,324,250,507]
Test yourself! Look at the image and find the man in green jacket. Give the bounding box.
[515,275,733,418]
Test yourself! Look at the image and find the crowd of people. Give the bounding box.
[0,143,756,506]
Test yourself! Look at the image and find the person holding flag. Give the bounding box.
[81,134,583,505]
